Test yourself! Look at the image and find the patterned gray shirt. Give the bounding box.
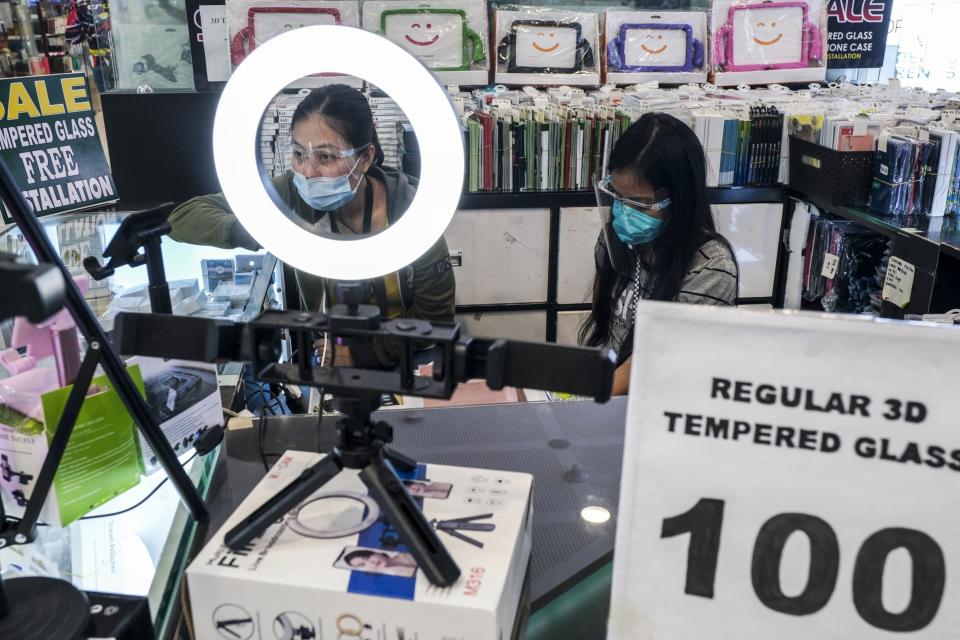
[607,238,738,358]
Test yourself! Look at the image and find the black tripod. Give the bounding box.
[225,386,459,585]
[114,283,616,588]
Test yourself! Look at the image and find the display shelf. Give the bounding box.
[460,191,596,209]
[788,192,960,318]
[941,242,960,261]
[459,186,786,210]
[798,192,960,258]
[798,194,902,238]
[446,186,788,341]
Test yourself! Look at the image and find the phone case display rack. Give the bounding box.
[790,195,960,320]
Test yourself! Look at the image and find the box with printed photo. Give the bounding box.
[188,450,532,640]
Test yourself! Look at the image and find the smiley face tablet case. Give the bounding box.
[607,22,704,73]
[380,7,485,71]
[230,6,342,65]
[713,0,822,72]
[496,19,594,74]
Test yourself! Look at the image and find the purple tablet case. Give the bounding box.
[606,23,704,73]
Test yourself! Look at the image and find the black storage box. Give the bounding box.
[788,137,874,206]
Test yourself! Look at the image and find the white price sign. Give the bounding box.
[821,253,840,280]
[609,303,960,640]
[882,257,916,309]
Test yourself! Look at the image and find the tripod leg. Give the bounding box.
[224,454,343,550]
[360,458,461,586]
[382,446,416,473]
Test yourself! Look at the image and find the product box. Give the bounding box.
[127,357,223,473]
[362,0,489,86]
[495,6,601,86]
[200,258,235,293]
[0,367,145,527]
[710,0,827,87]
[188,450,533,640]
[604,11,708,86]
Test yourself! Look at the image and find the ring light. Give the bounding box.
[213,25,464,281]
[287,491,380,538]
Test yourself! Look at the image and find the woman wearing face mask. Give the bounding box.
[580,113,738,396]
[168,84,455,370]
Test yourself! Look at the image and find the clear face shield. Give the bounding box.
[593,175,671,276]
[286,142,366,179]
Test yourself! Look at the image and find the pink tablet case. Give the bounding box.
[713,1,822,72]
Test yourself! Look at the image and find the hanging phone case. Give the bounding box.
[230,6,342,66]
[606,22,704,72]
[497,19,594,74]
[379,7,485,71]
[713,1,822,72]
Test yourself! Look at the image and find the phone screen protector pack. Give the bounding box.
[604,11,707,85]
[711,0,826,86]
[188,450,533,640]
[495,7,600,86]
[228,0,361,87]
[363,0,488,85]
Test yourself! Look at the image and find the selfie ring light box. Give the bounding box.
[213,25,463,281]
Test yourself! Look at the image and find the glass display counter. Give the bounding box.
[1,446,219,639]
[0,206,283,639]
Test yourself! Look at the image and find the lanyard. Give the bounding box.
[327,179,388,314]
[628,254,645,318]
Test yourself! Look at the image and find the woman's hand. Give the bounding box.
[334,343,354,367]
[314,338,354,367]
[612,355,632,396]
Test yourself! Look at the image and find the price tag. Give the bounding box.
[821,253,840,279]
[609,303,960,640]
[882,257,915,309]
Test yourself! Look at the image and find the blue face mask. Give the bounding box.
[611,199,666,246]
[292,156,362,211]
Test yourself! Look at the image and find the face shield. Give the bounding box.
[594,175,671,276]
[286,142,366,178]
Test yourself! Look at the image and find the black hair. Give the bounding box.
[343,549,383,564]
[290,84,385,166]
[579,112,734,348]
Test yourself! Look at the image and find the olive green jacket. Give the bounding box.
[167,166,456,368]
